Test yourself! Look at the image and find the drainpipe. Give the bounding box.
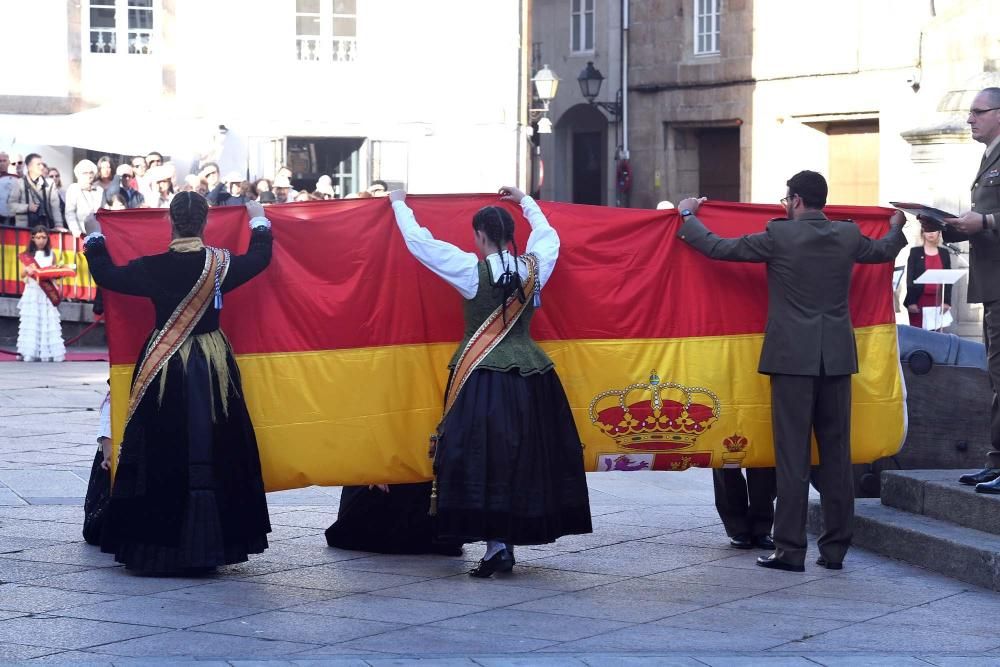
[621,0,629,163]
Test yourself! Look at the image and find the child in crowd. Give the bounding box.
[17,226,67,362]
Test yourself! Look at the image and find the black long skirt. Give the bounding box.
[100,335,270,573]
[434,367,592,545]
[325,483,462,555]
[82,449,110,546]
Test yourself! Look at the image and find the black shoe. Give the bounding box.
[729,534,753,549]
[752,535,775,550]
[816,556,843,570]
[959,468,1000,485]
[469,549,514,578]
[756,553,805,572]
[502,544,515,571]
[975,477,1000,494]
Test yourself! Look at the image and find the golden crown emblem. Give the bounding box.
[589,370,720,450]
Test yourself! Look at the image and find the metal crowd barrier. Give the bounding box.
[0,224,97,302]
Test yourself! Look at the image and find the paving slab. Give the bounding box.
[0,583,122,613]
[371,576,561,608]
[431,608,632,643]
[507,589,699,624]
[286,593,487,624]
[58,595,262,629]
[153,579,342,609]
[89,628,318,658]
[0,615,165,650]
[337,626,558,654]
[192,609,401,645]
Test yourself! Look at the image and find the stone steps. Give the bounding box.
[881,469,1000,535]
[807,469,1000,590]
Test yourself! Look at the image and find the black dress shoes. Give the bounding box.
[959,468,1000,486]
[816,556,843,570]
[975,476,1000,494]
[729,534,753,549]
[753,535,775,550]
[469,548,514,578]
[756,553,805,572]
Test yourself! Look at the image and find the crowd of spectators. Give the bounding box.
[0,149,390,237]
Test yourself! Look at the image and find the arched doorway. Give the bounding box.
[554,103,609,205]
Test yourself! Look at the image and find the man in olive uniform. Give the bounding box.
[675,171,906,572]
[946,87,1000,493]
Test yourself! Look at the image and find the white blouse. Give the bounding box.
[391,196,559,300]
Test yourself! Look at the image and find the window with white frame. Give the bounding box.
[296,0,357,63]
[571,0,594,53]
[88,0,154,55]
[694,0,720,56]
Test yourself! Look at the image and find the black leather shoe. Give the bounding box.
[729,534,753,549]
[753,535,775,550]
[503,544,516,571]
[469,549,514,578]
[975,477,1000,494]
[959,468,1000,485]
[816,556,843,570]
[756,553,805,572]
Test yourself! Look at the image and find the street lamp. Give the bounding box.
[529,65,560,199]
[577,61,621,119]
[532,64,560,105]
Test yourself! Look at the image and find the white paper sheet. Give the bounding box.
[922,306,954,330]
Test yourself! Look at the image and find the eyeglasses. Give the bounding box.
[132,162,145,168]
[147,159,161,165]
[780,194,799,206]
[969,107,1000,117]
[12,161,23,166]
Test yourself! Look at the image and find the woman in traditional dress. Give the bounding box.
[83,192,273,575]
[324,482,463,556]
[17,226,67,363]
[387,185,592,577]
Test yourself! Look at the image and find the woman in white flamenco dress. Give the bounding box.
[17,227,66,363]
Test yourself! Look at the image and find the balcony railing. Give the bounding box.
[90,29,117,54]
[296,37,357,63]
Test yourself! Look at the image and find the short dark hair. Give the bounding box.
[146,151,163,160]
[371,179,389,190]
[25,153,42,167]
[786,170,827,209]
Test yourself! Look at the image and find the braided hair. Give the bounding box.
[472,205,526,323]
[169,190,209,237]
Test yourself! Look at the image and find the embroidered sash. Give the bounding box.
[441,252,539,423]
[124,247,231,429]
[19,253,75,307]
[427,253,539,514]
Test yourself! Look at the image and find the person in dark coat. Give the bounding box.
[83,193,273,574]
[903,228,952,329]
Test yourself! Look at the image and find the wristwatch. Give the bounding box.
[680,209,693,218]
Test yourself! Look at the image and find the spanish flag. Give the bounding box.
[96,198,905,491]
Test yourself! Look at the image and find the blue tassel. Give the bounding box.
[214,290,223,310]
[533,291,541,308]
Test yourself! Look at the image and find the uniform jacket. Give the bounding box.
[942,140,1000,303]
[678,210,906,376]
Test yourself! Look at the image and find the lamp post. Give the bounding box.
[529,65,559,199]
[578,61,626,205]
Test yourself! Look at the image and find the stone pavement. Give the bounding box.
[1,362,999,665]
